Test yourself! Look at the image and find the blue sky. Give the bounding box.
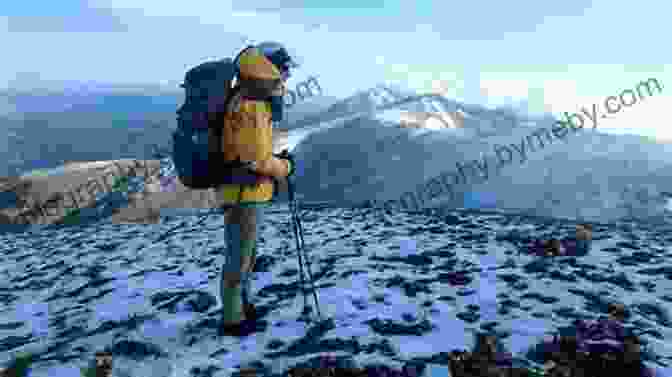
[1,0,670,139]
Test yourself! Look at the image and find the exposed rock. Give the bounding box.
[0,159,162,226]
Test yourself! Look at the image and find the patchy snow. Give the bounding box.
[1,206,671,376]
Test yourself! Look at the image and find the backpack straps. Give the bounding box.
[233,45,255,78]
[208,84,239,126]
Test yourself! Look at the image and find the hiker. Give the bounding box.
[214,42,298,336]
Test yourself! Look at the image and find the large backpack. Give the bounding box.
[172,58,238,189]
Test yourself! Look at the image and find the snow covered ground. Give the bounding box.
[1,205,671,376]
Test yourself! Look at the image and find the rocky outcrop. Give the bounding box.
[0,159,162,226]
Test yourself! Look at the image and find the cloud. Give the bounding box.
[224,0,593,38]
[88,0,238,24]
[539,79,582,114]
[479,78,531,101]
[5,6,128,33]
[0,5,252,89]
[1,2,401,94]
[231,0,306,12]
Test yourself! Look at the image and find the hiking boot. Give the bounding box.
[218,319,256,337]
[218,318,268,337]
[244,303,257,321]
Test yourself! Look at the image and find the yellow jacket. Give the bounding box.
[214,47,292,207]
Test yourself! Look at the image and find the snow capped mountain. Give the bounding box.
[280,94,341,129]
[287,84,410,129]
[285,85,534,140]
[283,84,672,225]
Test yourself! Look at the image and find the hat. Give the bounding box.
[256,41,299,73]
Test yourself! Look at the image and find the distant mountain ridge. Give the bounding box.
[0,88,182,115]
[0,82,537,176]
[3,80,672,225]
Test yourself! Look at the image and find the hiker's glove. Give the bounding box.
[273,149,295,177]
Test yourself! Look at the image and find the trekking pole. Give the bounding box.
[286,172,322,321]
[289,179,308,314]
[293,196,322,318]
